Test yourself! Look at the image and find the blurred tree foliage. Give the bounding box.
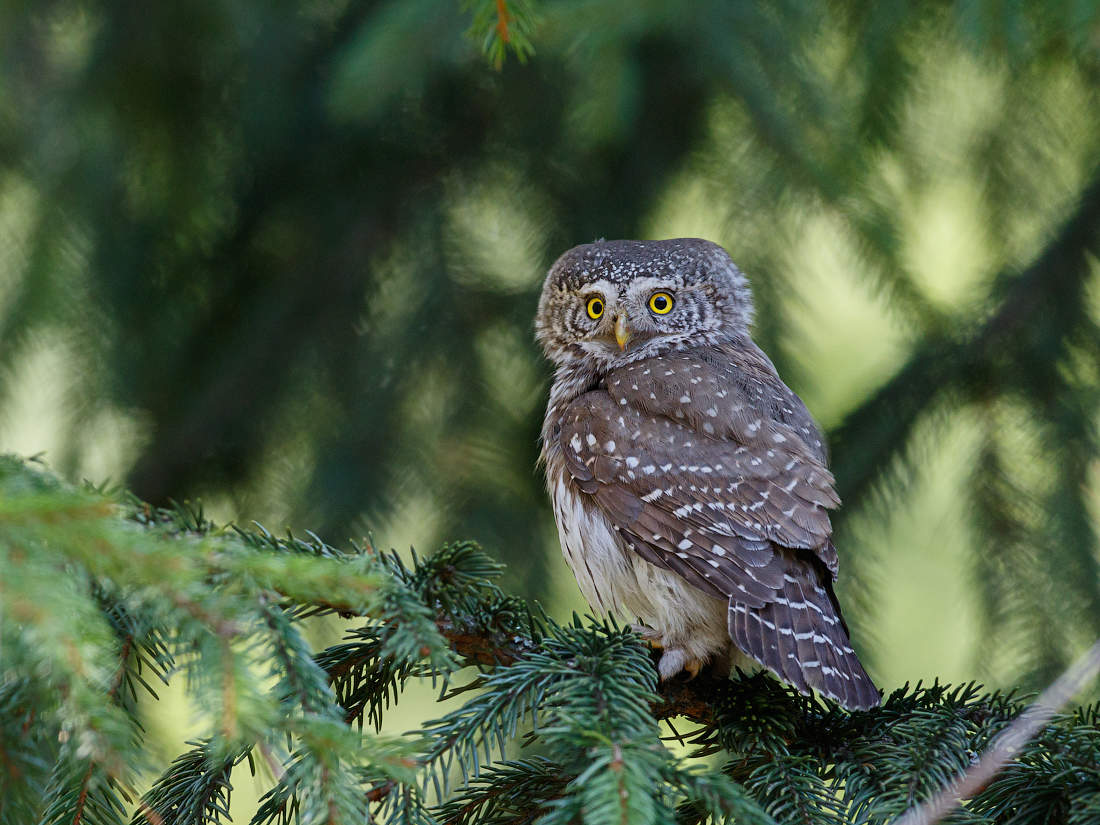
[1,0,1100,694]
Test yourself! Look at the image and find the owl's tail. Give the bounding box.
[727,552,880,710]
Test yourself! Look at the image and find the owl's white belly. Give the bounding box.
[549,472,730,667]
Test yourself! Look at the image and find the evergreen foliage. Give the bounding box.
[3,0,1100,699]
[5,2,1100,821]
[3,456,1100,824]
[463,0,538,68]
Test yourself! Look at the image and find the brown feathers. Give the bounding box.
[537,239,879,709]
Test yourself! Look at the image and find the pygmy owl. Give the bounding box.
[536,238,879,709]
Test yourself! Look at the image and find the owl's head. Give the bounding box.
[535,238,754,369]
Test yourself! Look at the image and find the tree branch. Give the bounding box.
[436,604,1100,824]
[896,638,1100,825]
[829,163,1100,509]
[436,614,723,726]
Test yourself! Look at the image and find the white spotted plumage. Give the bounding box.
[536,238,879,709]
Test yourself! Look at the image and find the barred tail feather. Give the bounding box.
[727,556,879,710]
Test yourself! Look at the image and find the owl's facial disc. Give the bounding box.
[575,281,689,360]
[536,239,757,370]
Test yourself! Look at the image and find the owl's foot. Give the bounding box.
[632,626,707,679]
[656,647,705,681]
[631,623,664,649]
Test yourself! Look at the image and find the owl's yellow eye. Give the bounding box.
[648,291,674,314]
[586,297,605,319]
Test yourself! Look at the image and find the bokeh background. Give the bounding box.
[3,0,1100,734]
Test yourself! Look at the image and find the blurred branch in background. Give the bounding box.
[464,0,538,68]
[896,637,1100,825]
[0,0,1099,699]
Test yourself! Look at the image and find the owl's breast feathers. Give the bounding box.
[546,340,879,708]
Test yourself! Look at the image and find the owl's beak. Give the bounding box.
[614,315,631,350]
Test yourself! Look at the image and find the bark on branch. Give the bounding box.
[436,615,721,725]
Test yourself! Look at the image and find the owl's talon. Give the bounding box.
[657,648,684,680]
[654,647,706,681]
[655,646,707,681]
[631,623,664,649]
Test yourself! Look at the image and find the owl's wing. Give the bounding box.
[558,389,832,607]
[602,343,841,573]
[557,349,879,707]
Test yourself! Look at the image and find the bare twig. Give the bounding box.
[896,638,1100,825]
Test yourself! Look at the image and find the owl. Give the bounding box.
[535,238,879,709]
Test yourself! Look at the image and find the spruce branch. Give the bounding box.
[7,456,1100,824]
[0,680,52,824]
[462,0,538,68]
[416,581,1100,824]
[433,605,741,727]
[897,638,1100,825]
[37,589,148,825]
[134,742,245,825]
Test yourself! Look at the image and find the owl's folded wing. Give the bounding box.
[558,388,839,606]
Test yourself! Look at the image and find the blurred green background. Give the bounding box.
[2,0,1100,749]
